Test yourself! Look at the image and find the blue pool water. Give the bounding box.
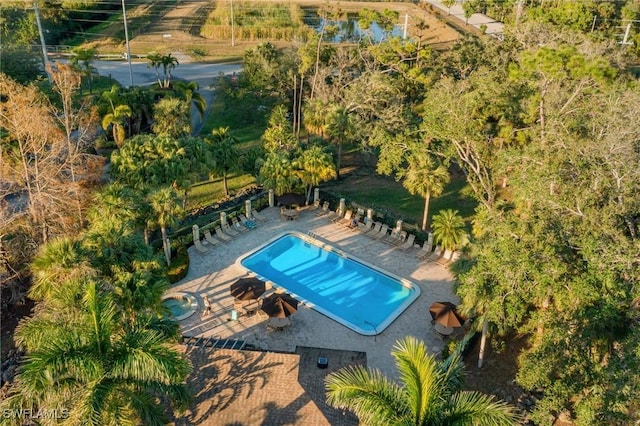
[164,297,191,317]
[237,232,420,335]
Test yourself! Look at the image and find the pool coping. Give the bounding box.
[235,231,421,336]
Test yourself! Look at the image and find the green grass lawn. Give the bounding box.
[187,173,257,210]
[325,172,477,228]
[200,81,269,144]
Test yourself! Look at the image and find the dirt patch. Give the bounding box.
[462,333,529,406]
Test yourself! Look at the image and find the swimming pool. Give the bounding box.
[237,232,420,335]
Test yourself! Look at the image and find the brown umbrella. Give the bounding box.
[230,277,266,301]
[429,301,465,328]
[261,293,299,318]
[276,192,306,207]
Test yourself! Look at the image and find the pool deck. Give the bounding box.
[171,206,458,380]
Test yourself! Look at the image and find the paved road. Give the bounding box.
[90,59,243,135]
[423,0,504,39]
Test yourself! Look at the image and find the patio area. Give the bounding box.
[170,205,458,380]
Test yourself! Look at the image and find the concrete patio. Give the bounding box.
[170,205,458,380]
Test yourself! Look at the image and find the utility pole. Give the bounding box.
[33,0,52,83]
[230,0,235,47]
[121,0,134,87]
[403,13,408,39]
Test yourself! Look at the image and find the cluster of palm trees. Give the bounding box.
[1,193,191,424]
[258,105,337,198]
[94,52,206,146]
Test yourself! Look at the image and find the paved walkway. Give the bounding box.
[423,0,505,39]
[170,206,459,380]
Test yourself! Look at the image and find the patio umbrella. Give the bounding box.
[276,192,306,207]
[230,277,266,301]
[261,293,298,318]
[429,301,465,328]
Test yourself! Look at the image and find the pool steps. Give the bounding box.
[182,335,245,351]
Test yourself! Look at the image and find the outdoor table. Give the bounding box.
[282,209,299,220]
[434,323,454,337]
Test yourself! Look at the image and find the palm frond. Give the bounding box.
[444,391,522,425]
[392,336,442,424]
[110,329,190,383]
[438,332,474,392]
[325,365,409,426]
[119,387,168,426]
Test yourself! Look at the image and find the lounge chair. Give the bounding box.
[214,226,233,241]
[250,209,267,221]
[336,210,353,226]
[222,221,240,236]
[193,238,210,254]
[357,220,374,233]
[315,202,329,216]
[326,209,341,222]
[362,221,382,236]
[398,234,416,251]
[240,215,257,229]
[450,251,461,262]
[371,224,389,240]
[204,230,222,246]
[346,215,361,229]
[416,240,434,259]
[392,231,409,246]
[231,216,249,232]
[437,249,454,265]
[383,229,404,245]
[309,199,321,210]
[425,246,442,262]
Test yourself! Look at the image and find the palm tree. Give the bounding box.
[148,187,184,266]
[152,97,190,138]
[146,52,164,86]
[259,152,301,195]
[326,105,354,179]
[108,258,170,319]
[325,336,519,426]
[173,80,207,120]
[70,46,97,93]
[82,216,145,274]
[3,282,191,425]
[303,98,329,138]
[207,127,239,197]
[146,53,179,88]
[29,237,96,304]
[160,54,179,88]
[432,209,468,251]
[102,104,132,147]
[88,183,138,225]
[295,145,336,204]
[399,152,450,231]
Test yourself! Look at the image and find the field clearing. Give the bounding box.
[93,0,462,59]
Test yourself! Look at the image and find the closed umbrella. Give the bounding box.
[429,301,465,328]
[230,277,266,301]
[261,293,298,318]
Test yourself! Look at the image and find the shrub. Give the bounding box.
[167,243,189,283]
